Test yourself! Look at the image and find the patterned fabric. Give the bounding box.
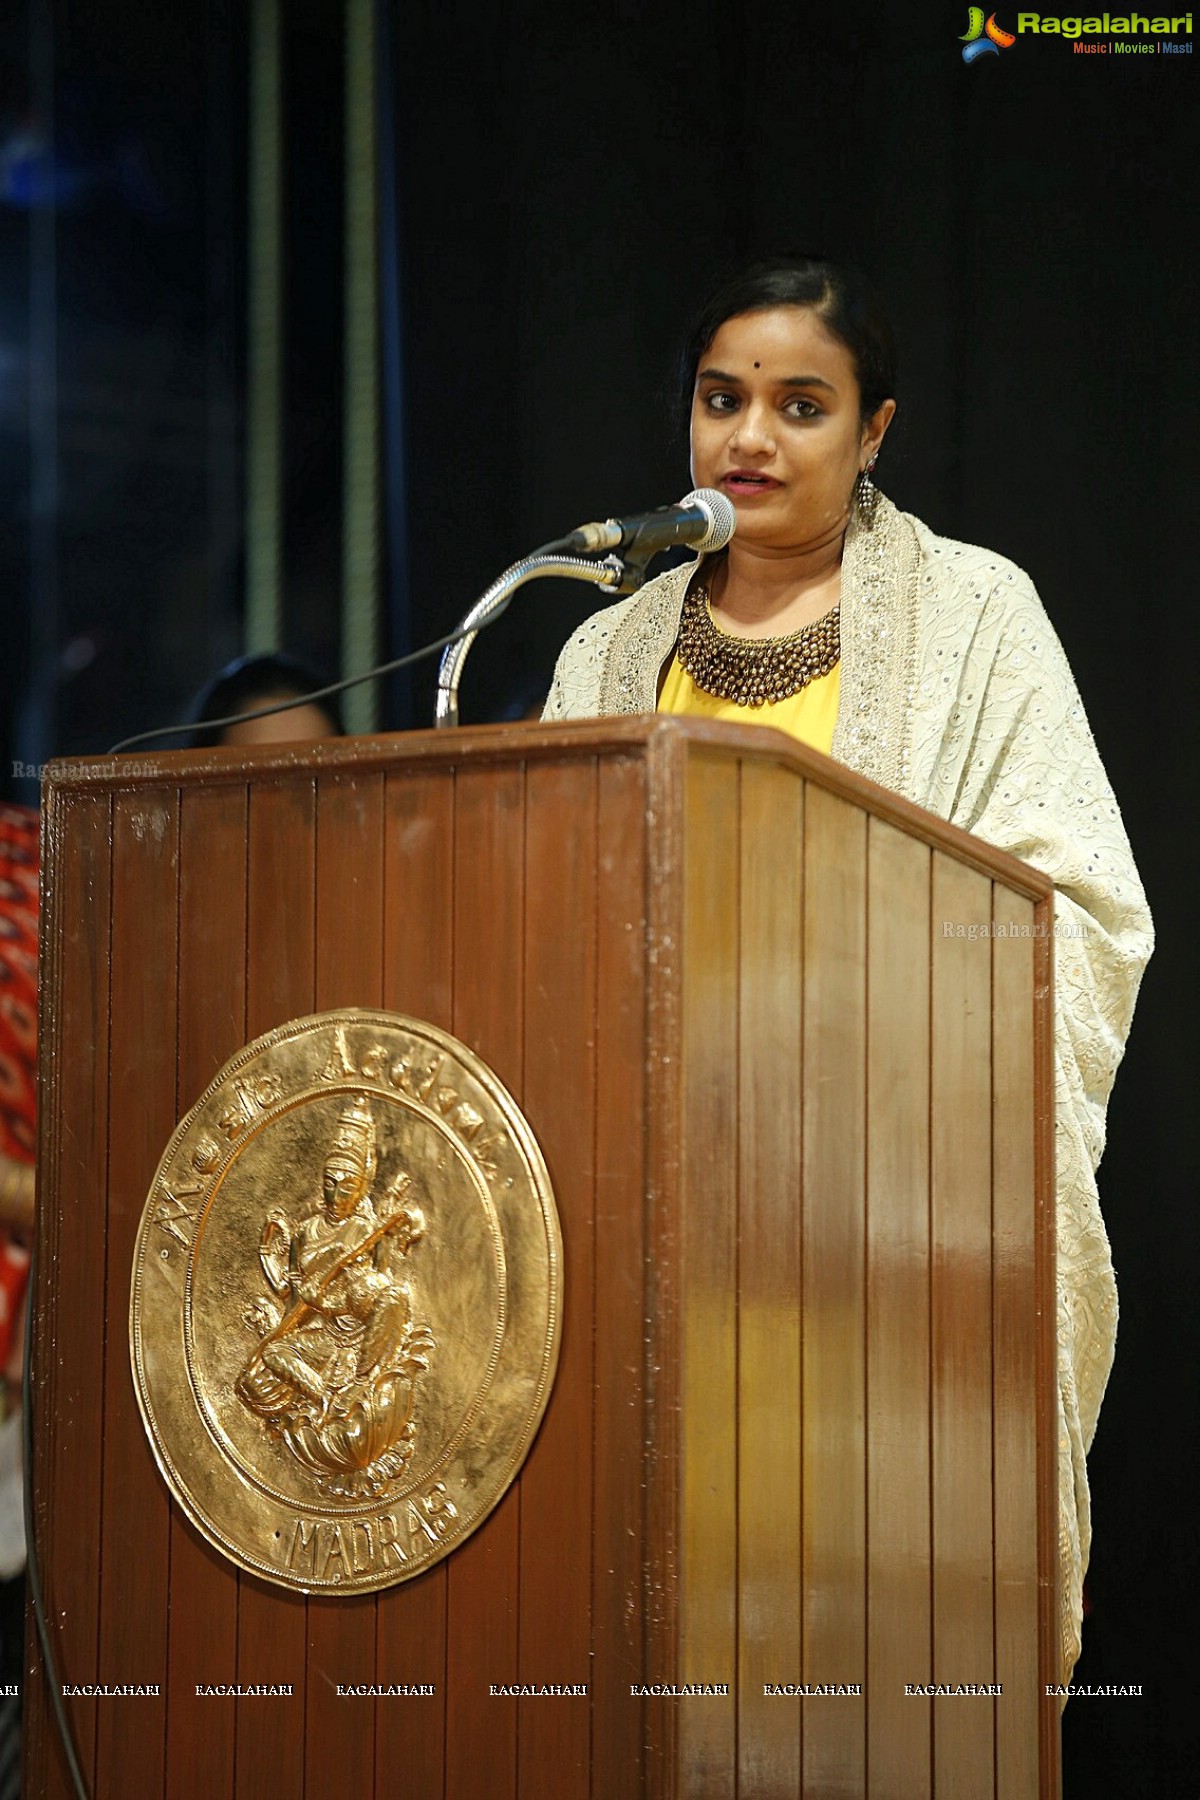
[544,494,1153,1682]
[0,804,37,1374]
[0,808,37,1170]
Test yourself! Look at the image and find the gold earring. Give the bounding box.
[855,455,879,524]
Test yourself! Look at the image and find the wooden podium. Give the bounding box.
[28,718,1060,1799]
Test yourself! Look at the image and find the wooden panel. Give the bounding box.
[30,721,1059,1800]
[800,784,867,1795]
[592,752,651,1794]
[515,754,597,1796]
[166,782,249,1799]
[443,761,525,1800]
[304,1594,380,1793]
[30,791,113,1797]
[865,820,933,1792]
[930,857,996,1795]
[235,777,315,1799]
[378,765,456,1797]
[449,759,524,1092]
[737,759,804,1799]
[244,775,317,1035]
[94,789,178,1798]
[1032,902,1060,1800]
[307,770,386,1792]
[383,765,455,1033]
[315,769,385,1005]
[677,752,739,1791]
[991,891,1041,1796]
[642,730,686,1798]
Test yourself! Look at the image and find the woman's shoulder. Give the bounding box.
[562,560,692,644]
[543,562,693,719]
[899,509,1061,654]
[553,589,647,658]
[895,506,1088,732]
[905,511,1040,602]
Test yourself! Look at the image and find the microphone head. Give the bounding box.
[682,487,737,552]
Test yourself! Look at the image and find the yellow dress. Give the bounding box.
[657,654,840,756]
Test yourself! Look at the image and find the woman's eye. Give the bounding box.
[784,397,820,420]
[700,390,738,414]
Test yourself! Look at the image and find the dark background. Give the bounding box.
[2,2,1196,1790]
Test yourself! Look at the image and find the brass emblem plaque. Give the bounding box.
[129,1011,561,1592]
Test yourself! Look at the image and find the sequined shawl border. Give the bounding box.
[598,563,693,716]
[829,496,924,798]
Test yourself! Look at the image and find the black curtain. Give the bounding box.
[390,4,1197,1789]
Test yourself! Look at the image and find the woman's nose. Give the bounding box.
[729,403,775,454]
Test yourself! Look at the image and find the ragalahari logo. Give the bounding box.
[961,7,1018,57]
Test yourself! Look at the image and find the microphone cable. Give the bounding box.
[105,619,487,756]
[103,506,711,758]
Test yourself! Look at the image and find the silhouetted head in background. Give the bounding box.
[188,652,344,748]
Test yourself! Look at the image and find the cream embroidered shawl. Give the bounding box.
[543,493,1153,1682]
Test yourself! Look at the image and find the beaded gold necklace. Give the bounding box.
[675,576,841,707]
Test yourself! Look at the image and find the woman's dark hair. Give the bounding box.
[677,254,897,427]
[187,651,344,747]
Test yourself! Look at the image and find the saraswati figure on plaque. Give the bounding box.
[235,1094,434,1498]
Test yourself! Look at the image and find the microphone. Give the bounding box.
[565,487,736,557]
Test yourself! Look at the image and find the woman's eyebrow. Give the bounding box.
[696,365,835,391]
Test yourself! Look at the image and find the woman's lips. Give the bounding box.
[721,472,782,496]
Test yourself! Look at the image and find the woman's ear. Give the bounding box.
[861,398,897,467]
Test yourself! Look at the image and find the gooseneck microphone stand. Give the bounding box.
[433,546,639,728]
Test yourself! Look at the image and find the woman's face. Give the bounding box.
[218,699,339,747]
[689,305,894,554]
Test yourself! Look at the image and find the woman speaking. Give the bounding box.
[543,254,1153,1683]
